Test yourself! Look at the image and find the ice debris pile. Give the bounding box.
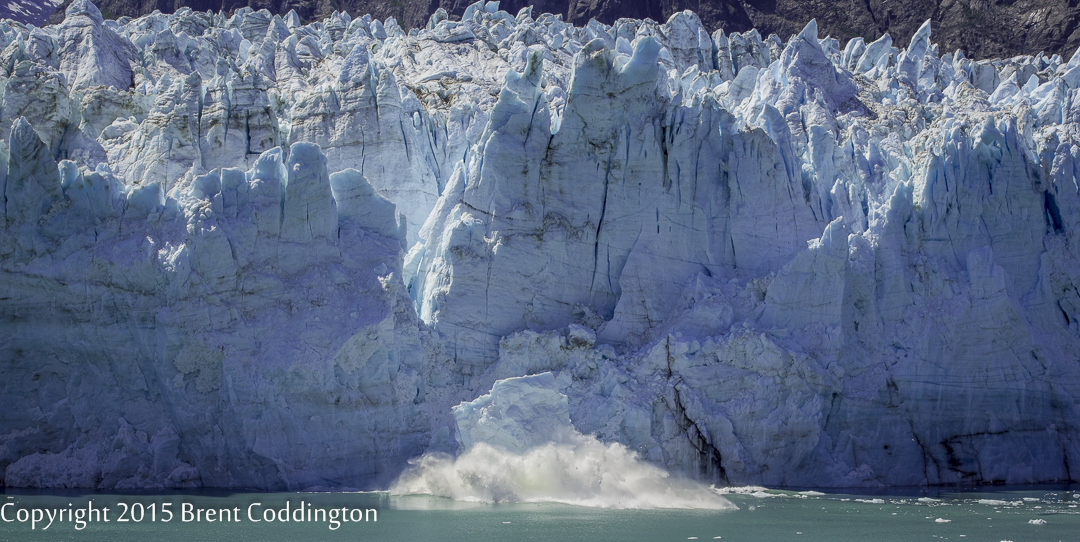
[391,373,735,509]
[1,0,1080,489]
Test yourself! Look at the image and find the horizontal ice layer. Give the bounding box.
[2,0,1080,489]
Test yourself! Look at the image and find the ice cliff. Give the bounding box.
[1,0,1079,489]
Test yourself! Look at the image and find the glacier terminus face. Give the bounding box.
[1,0,1079,490]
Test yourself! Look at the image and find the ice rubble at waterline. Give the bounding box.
[0,0,1079,491]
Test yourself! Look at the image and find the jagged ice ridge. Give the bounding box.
[1,0,1079,490]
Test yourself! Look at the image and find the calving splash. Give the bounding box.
[391,374,734,510]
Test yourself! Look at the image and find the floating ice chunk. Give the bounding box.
[713,486,772,494]
[1028,518,1047,525]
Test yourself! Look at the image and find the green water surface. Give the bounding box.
[0,487,1075,541]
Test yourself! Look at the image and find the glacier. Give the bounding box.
[1,0,1079,490]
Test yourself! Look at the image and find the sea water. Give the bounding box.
[0,486,1076,541]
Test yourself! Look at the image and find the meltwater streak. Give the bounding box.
[389,435,735,510]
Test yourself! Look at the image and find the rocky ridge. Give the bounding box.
[14,0,1080,61]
